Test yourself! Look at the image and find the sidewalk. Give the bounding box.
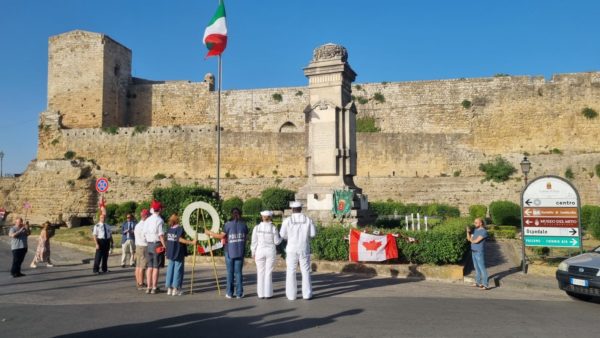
[1,235,560,292]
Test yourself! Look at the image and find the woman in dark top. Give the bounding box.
[165,214,196,296]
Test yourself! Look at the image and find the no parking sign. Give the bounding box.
[95,178,109,193]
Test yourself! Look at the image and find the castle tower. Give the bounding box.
[47,30,131,128]
[297,44,369,225]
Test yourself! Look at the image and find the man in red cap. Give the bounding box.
[133,209,150,290]
[143,200,166,294]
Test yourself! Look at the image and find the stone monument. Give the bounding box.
[296,43,371,226]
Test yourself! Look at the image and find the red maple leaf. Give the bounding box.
[362,239,383,251]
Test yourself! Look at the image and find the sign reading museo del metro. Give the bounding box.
[521,175,582,249]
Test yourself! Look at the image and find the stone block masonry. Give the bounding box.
[5,30,600,224]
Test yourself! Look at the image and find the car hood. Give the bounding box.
[565,252,600,269]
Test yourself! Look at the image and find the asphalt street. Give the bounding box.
[0,239,598,338]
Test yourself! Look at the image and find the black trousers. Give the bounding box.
[93,239,110,273]
[11,248,28,276]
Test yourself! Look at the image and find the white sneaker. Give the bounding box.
[30,263,37,268]
[47,263,54,267]
[225,294,232,299]
[167,288,173,296]
[173,289,183,296]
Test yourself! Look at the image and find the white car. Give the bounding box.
[556,246,600,301]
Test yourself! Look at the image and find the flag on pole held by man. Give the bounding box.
[349,229,398,262]
[203,0,228,57]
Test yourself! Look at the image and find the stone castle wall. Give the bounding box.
[6,30,600,225]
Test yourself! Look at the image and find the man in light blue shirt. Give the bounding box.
[467,218,489,289]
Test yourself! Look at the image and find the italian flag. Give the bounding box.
[203,0,228,57]
[349,229,398,262]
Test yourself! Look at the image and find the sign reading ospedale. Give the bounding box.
[521,176,582,249]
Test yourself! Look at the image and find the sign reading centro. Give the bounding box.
[521,176,582,249]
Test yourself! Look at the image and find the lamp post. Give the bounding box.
[520,156,531,186]
[519,156,531,273]
[0,151,4,178]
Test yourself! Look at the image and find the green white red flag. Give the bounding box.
[203,0,227,57]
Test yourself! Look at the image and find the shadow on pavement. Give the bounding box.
[55,306,363,338]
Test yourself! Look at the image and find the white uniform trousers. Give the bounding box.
[285,251,312,300]
[255,247,277,298]
[121,239,135,266]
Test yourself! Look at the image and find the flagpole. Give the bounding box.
[216,55,222,200]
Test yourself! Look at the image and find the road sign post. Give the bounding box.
[521,175,583,274]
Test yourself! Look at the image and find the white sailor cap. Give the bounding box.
[289,201,302,208]
[260,210,273,217]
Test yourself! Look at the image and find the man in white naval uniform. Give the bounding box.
[280,201,317,300]
[251,210,282,299]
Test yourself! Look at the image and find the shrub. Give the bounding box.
[133,125,148,135]
[453,170,461,177]
[64,150,76,160]
[115,201,138,224]
[494,73,510,77]
[102,126,119,135]
[565,167,574,179]
[134,200,151,219]
[478,156,517,182]
[311,226,350,261]
[424,203,460,218]
[152,184,216,220]
[397,218,469,264]
[104,203,119,225]
[356,116,380,132]
[261,187,295,211]
[532,246,551,257]
[356,96,369,105]
[550,148,562,154]
[243,197,263,216]
[469,205,487,219]
[295,90,303,96]
[581,205,600,231]
[461,100,472,109]
[489,200,520,226]
[488,225,517,239]
[272,93,283,102]
[372,92,385,103]
[222,197,244,214]
[370,201,407,216]
[154,173,167,180]
[582,107,598,119]
[595,164,600,178]
[588,208,600,240]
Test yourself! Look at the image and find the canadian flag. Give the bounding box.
[349,229,398,262]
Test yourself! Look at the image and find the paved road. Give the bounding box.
[0,239,598,338]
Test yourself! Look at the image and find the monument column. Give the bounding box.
[296,44,369,225]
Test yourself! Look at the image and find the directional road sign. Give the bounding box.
[521,176,582,249]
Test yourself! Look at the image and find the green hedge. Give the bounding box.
[222,197,243,214]
[153,184,216,219]
[581,205,600,230]
[489,200,520,226]
[369,201,459,218]
[261,187,295,211]
[397,218,469,264]
[469,205,487,219]
[488,225,517,239]
[243,197,263,216]
[588,207,600,240]
[309,218,469,265]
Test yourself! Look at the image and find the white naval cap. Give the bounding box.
[260,210,273,217]
[289,201,302,208]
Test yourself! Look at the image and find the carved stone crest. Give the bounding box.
[312,43,348,62]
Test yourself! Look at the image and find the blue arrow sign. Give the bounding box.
[524,236,579,247]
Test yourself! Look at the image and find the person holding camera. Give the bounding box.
[467,218,489,290]
[9,217,30,277]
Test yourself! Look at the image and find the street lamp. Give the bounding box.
[519,156,531,274]
[0,150,4,178]
[520,156,531,186]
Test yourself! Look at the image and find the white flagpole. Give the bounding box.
[216,55,222,199]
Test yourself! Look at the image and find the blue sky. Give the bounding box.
[1,0,599,174]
